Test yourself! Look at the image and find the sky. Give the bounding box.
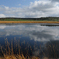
[0,0,59,18]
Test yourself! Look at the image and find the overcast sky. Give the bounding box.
[0,0,59,18]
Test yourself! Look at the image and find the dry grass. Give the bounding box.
[0,21,59,23]
[0,38,58,59]
[0,39,49,59]
[0,55,48,59]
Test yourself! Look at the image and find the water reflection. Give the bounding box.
[0,24,59,41]
[0,23,59,58]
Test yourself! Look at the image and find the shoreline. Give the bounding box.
[0,21,59,23]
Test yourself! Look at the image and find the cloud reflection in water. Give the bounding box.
[0,24,59,42]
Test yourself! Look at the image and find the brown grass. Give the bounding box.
[0,38,58,59]
[0,21,59,23]
[0,55,48,59]
[0,39,49,59]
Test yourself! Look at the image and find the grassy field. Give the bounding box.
[0,17,59,21]
[0,17,59,23]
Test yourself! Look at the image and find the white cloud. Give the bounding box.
[0,0,59,18]
[4,6,9,10]
[19,4,21,6]
[0,14,6,18]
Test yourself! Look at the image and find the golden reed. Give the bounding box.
[0,21,59,23]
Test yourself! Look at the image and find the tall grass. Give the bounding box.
[0,38,59,59]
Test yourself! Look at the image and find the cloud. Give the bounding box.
[19,4,21,6]
[0,0,59,18]
[50,0,59,2]
[29,1,54,10]
[0,14,6,18]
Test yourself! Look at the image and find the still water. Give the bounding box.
[0,23,59,58]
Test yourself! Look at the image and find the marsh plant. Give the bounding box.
[0,38,59,59]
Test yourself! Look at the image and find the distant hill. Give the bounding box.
[0,17,59,21]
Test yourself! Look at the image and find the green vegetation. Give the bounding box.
[0,17,59,21]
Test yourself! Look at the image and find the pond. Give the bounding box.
[0,23,59,58]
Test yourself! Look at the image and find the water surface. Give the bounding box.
[0,23,59,58]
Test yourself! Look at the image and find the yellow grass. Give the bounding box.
[0,21,59,23]
[0,39,49,59]
[0,55,48,59]
[0,36,57,59]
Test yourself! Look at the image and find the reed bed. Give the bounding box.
[0,38,59,59]
[0,21,59,23]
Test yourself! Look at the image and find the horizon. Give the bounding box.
[0,16,59,18]
[0,17,59,18]
[0,0,59,18]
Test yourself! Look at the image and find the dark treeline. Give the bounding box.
[0,17,59,21]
